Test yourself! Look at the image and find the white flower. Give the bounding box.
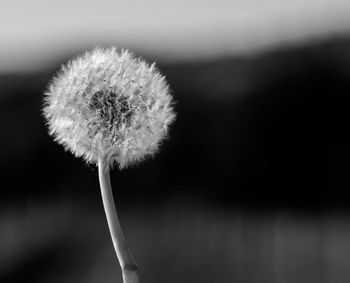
[43,47,176,169]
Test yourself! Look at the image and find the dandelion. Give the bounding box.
[43,47,176,283]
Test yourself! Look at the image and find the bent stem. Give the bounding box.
[98,156,140,283]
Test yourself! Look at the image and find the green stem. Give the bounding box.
[98,157,140,283]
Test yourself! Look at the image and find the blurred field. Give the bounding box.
[1,196,350,283]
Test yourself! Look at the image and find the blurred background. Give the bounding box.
[2,0,350,282]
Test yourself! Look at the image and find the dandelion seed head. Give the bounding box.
[43,47,176,169]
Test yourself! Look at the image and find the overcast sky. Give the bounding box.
[1,0,350,72]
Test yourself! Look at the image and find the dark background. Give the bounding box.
[1,36,350,282]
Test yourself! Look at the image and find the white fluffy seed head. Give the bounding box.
[43,47,176,169]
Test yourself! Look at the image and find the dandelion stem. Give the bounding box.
[98,157,140,283]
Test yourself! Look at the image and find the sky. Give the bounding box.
[1,0,350,72]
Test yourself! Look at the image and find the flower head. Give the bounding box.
[43,47,176,169]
